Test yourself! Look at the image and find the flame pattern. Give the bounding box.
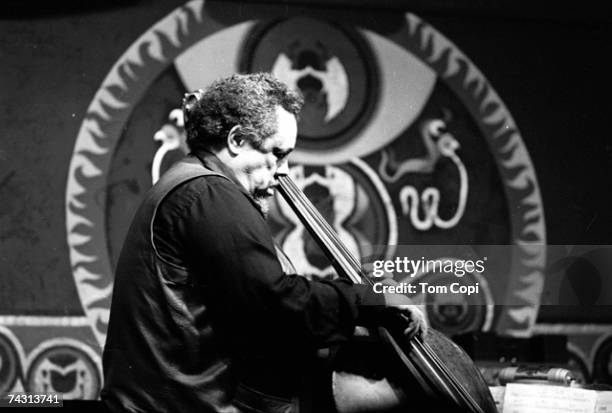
[65,2,205,347]
[64,1,546,351]
[401,15,546,335]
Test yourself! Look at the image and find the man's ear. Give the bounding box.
[226,125,244,155]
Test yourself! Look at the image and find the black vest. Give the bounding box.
[101,157,239,413]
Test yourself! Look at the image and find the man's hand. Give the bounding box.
[379,279,429,339]
[395,304,428,339]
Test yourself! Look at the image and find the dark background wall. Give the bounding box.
[1,2,185,314]
[431,14,612,245]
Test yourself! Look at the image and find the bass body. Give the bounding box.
[332,328,497,412]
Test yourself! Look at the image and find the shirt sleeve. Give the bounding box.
[163,176,384,354]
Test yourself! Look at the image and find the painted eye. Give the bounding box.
[173,18,436,165]
[174,21,257,95]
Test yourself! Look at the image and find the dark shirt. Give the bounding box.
[102,152,383,413]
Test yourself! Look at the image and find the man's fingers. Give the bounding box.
[398,306,428,338]
[403,323,418,340]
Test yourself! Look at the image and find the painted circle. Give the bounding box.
[421,273,487,335]
[566,347,591,385]
[26,346,100,399]
[243,17,377,148]
[593,336,612,385]
[0,334,20,394]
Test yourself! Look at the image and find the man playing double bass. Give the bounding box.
[101,73,427,413]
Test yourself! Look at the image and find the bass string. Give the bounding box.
[277,175,364,284]
[278,175,360,271]
[413,337,484,412]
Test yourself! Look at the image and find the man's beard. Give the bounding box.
[253,192,273,217]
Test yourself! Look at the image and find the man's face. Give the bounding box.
[235,106,297,215]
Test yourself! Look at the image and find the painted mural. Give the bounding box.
[67,0,547,346]
[2,0,610,400]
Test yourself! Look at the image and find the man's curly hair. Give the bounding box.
[182,73,303,152]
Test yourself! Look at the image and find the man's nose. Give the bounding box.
[276,159,290,176]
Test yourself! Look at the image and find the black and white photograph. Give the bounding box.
[1,1,611,412]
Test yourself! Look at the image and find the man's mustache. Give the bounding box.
[253,186,276,198]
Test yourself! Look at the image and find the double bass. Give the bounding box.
[276,173,497,413]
